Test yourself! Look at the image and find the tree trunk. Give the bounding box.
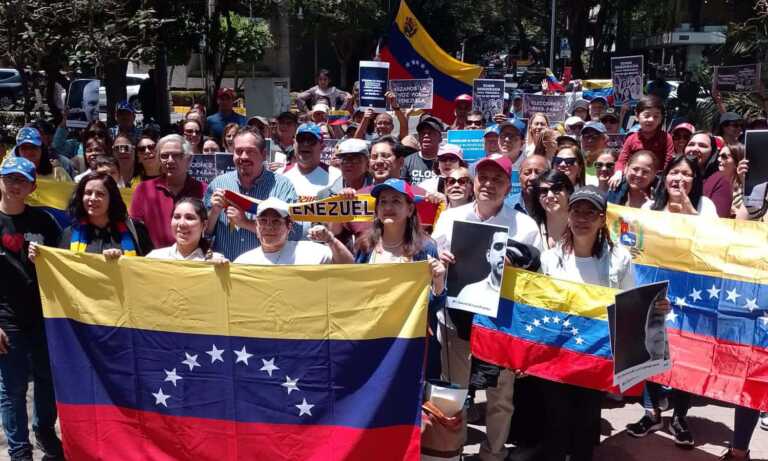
[104,59,128,126]
[565,0,589,77]
[154,47,171,130]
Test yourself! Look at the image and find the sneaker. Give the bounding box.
[760,412,768,431]
[719,448,750,460]
[670,416,695,447]
[34,429,64,460]
[10,453,33,461]
[626,414,663,437]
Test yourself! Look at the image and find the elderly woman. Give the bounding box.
[58,172,153,258]
[444,167,473,209]
[129,134,207,248]
[233,197,353,265]
[146,198,225,261]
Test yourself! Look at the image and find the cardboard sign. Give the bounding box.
[472,79,505,123]
[744,129,768,209]
[321,139,339,165]
[611,55,644,107]
[447,129,485,162]
[359,61,390,112]
[522,94,567,123]
[189,153,235,184]
[446,220,508,318]
[713,64,761,92]
[389,78,433,109]
[66,79,100,128]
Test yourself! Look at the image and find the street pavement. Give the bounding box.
[0,387,765,460]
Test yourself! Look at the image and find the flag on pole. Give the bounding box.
[379,0,483,123]
[543,68,566,93]
[36,248,431,460]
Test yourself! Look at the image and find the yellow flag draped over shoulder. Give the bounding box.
[36,247,430,460]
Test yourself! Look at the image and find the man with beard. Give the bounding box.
[517,154,550,214]
[205,127,298,261]
[280,123,341,201]
[455,231,506,308]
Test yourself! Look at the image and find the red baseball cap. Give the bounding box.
[475,154,513,177]
[455,94,473,103]
[671,122,695,134]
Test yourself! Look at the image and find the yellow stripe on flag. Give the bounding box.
[26,179,134,211]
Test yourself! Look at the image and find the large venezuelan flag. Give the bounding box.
[379,0,483,123]
[471,268,619,392]
[607,205,768,411]
[36,247,430,460]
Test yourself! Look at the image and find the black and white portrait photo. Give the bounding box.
[446,220,509,318]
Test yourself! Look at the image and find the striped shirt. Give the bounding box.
[204,170,299,261]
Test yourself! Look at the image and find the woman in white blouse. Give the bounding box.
[146,198,226,262]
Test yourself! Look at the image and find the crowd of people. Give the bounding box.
[0,66,767,461]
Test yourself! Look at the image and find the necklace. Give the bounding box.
[380,239,404,250]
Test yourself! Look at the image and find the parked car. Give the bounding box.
[0,68,23,108]
[98,73,148,112]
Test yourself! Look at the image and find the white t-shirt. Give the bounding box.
[146,244,225,261]
[281,165,341,200]
[431,201,542,251]
[233,240,332,265]
[640,196,718,218]
[418,176,440,193]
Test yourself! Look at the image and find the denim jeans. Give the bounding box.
[0,329,57,459]
[642,382,691,418]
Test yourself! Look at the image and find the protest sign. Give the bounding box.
[189,153,235,184]
[359,60,390,112]
[608,281,671,392]
[744,130,768,209]
[713,64,761,92]
[446,220,508,318]
[321,139,339,165]
[389,78,433,110]
[66,79,100,128]
[611,55,644,107]
[522,94,567,122]
[446,129,485,162]
[472,79,505,123]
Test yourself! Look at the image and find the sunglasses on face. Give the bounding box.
[539,184,566,196]
[594,161,615,170]
[718,152,731,160]
[137,144,156,152]
[445,176,471,186]
[113,144,134,154]
[553,157,577,167]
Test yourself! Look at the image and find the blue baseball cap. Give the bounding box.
[115,100,135,113]
[1,156,36,182]
[371,178,421,203]
[484,124,500,137]
[582,121,607,135]
[16,127,42,147]
[296,123,323,141]
[498,118,526,135]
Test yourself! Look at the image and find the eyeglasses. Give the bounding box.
[137,144,156,153]
[500,132,521,140]
[445,176,471,186]
[553,157,578,167]
[594,161,615,170]
[113,144,134,154]
[256,217,287,227]
[539,184,566,196]
[159,152,185,161]
[184,129,200,134]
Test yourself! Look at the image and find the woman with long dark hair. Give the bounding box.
[136,134,161,180]
[553,145,586,188]
[607,150,656,208]
[529,170,574,250]
[182,119,204,155]
[645,154,718,217]
[146,198,225,261]
[683,131,733,218]
[58,172,153,258]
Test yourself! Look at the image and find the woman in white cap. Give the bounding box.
[418,144,466,194]
[233,197,353,265]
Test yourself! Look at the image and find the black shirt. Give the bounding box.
[402,152,437,184]
[58,218,154,257]
[0,206,61,332]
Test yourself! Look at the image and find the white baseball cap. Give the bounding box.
[256,197,290,218]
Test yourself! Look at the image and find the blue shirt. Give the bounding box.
[204,170,299,261]
[207,112,246,140]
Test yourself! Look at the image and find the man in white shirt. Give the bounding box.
[233,197,352,265]
[433,154,542,461]
[280,123,340,201]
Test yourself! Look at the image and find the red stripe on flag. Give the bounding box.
[651,329,768,411]
[471,325,641,394]
[57,404,420,461]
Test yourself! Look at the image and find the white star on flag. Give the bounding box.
[689,289,702,303]
[726,288,741,303]
[164,368,182,387]
[181,353,200,371]
[552,317,561,324]
[563,319,571,328]
[296,398,314,416]
[570,327,579,335]
[574,337,584,345]
[666,310,678,323]
[532,319,541,327]
[674,297,687,308]
[542,316,550,324]
[282,376,300,395]
[234,346,254,366]
[761,315,768,326]
[206,344,225,363]
[745,298,759,312]
[260,358,279,377]
[525,325,533,333]
[152,388,170,407]
[707,284,721,299]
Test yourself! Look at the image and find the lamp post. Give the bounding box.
[549,0,556,70]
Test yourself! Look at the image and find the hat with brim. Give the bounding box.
[337,138,369,157]
[719,112,743,126]
[497,118,526,135]
[0,156,36,182]
[416,116,444,133]
[247,116,269,128]
[437,143,466,166]
[256,197,290,218]
[569,185,607,213]
[16,127,43,147]
[371,178,419,202]
[475,154,513,177]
